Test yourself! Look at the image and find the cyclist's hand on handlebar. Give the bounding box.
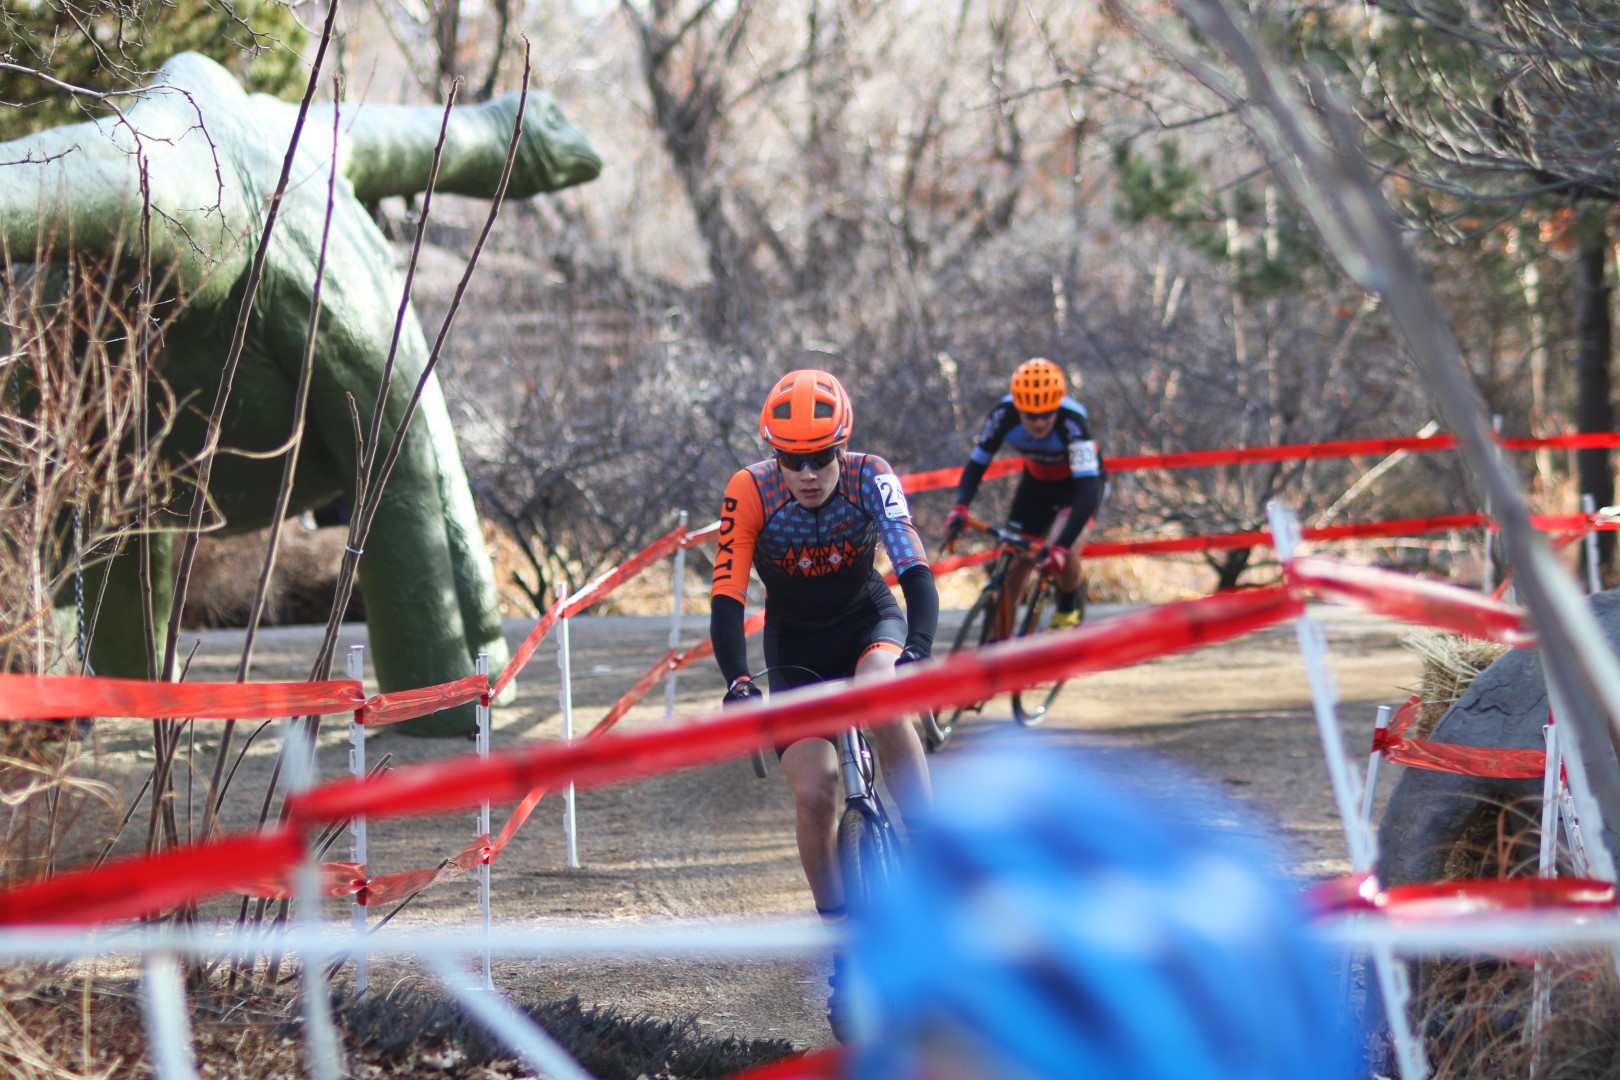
[896,645,929,668]
[723,675,763,709]
[1038,544,1070,578]
[942,504,971,546]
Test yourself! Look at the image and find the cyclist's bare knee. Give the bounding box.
[780,738,839,809]
[854,647,898,680]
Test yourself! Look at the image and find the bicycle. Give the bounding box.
[738,669,905,908]
[931,514,1069,745]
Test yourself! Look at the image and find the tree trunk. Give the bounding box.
[1213,547,1251,591]
[1575,213,1614,579]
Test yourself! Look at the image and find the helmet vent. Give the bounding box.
[814,402,834,419]
[773,403,793,419]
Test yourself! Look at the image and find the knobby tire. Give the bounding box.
[1011,573,1067,726]
[837,799,901,913]
[931,587,1000,750]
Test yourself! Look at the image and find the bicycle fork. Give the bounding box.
[836,727,872,804]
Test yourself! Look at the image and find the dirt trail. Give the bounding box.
[80,602,1420,1052]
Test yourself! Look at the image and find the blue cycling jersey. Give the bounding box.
[967,396,1101,481]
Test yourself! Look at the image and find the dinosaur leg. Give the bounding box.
[83,532,175,681]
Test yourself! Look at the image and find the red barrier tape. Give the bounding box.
[1287,556,1534,647]
[565,526,687,617]
[1305,872,1381,916]
[722,1049,843,1080]
[0,828,305,926]
[490,593,567,703]
[1372,694,1547,779]
[1307,873,1617,918]
[900,431,1620,493]
[0,675,363,722]
[361,675,489,727]
[285,586,1301,826]
[1377,877,1617,919]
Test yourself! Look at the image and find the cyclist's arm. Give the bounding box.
[709,596,750,686]
[710,469,765,687]
[1053,408,1105,549]
[858,455,939,655]
[954,404,1016,507]
[897,564,938,656]
[1053,474,1105,550]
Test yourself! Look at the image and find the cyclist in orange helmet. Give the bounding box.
[943,358,1104,629]
[711,368,938,1041]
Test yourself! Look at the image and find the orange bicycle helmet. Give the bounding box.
[1010,358,1067,413]
[759,369,854,453]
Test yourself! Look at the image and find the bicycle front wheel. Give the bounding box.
[1011,574,1067,726]
[932,587,1001,749]
[837,800,902,912]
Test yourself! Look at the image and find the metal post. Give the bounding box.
[476,652,493,990]
[557,583,579,868]
[1584,493,1601,595]
[1267,500,1427,1080]
[346,644,368,1000]
[665,510,689,721]
[1361,704,1392,831]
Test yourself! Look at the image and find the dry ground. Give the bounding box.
[63,600,1422,1056]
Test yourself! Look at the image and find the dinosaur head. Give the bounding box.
[496,89,603,198]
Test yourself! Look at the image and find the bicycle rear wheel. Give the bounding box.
[1011,574,1067,726]
[837,799,902,912]
[932,587,1001,749]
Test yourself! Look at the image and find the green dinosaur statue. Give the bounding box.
[0,52,601,734]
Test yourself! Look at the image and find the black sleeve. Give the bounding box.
[897,564,939,656]
[1054,474,1106,550]
[954,457,990,507]
[709,595,751,686]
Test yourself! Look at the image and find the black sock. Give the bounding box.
[1055,588,1080,613]
[817,903,848,925]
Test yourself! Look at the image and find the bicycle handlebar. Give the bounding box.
[942,513,1047,559]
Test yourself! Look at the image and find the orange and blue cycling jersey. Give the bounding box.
[712,452,929,622]
[969,396,1100,482]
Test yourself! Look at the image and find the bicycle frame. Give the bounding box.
[836,725,878,808]
[952,516,1046,638]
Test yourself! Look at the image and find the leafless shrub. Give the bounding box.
[0,250,181,678]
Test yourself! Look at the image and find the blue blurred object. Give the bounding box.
[847,741,1364,1080]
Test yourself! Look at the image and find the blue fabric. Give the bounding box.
[847,742,1364,1080]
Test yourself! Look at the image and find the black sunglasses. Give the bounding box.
[1019,409,1058,423]
[777,447,838,471]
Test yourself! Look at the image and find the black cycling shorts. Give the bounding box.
[762,593,906,756]
[1007,474,1104,543]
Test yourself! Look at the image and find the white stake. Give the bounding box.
[140,951,198,1080]
[476,652,493,991]
[285,721,344,1080]
[1268,500,1427,1080]
[1584,493,1601,595]
[666,510,689,721]
[1361,704,1391,832]
[346,644,368,1000]
[557,582,579,869]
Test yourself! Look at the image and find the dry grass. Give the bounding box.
[0,967,796,1079]
[1401,630,1511,739]
[1385,631,1620,1079]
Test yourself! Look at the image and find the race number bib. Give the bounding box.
[874,474,911,520]
[1068,440,1100,474]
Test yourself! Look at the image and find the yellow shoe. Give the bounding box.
[1049,608,1081,630]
